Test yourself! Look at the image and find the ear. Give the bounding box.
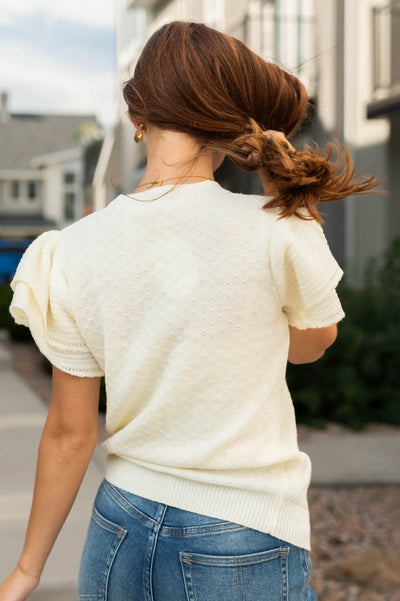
[129,114,145,129]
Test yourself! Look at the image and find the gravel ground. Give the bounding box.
[308,486,400,600]
[3,338,400,600]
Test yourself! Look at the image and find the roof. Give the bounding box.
[0,113,100,170]
[0,213,57,238]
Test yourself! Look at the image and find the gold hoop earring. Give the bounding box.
[134,124,145,144]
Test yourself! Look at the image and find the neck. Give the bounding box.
[134,126,217,191]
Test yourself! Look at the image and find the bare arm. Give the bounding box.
[288,324,338,364]
[0,368,101,601]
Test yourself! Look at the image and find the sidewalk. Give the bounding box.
[299,424,400,485]
[0,343,103,599]
[0,341,399,599]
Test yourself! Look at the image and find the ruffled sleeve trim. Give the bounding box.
[10,231,104,377]
[270,215,345,330]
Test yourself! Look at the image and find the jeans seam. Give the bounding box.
[180,558,196,601]
[92,506,126,538]
[237,561,245,601]
[104,482,248,536]
[179,547,289,566]
[144,503,167,601]
[103,528,127,601]
[103,481,158,530]
[281,548,289,601]
[160,523,246,537]
[300,548,311,601]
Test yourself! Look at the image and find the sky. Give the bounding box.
[0,0,116,131]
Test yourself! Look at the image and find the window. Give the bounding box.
[64,192,76,220]
[122,7,146,51]
[11,181,20,199]
[64,172,76,185]
[273,0,315,93]
[27,181,37,200]
[372,3,400,93]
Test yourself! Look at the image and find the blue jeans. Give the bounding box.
[78,480,317,601]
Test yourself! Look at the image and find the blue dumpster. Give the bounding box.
[0,238,32,284]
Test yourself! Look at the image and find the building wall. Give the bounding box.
[311,0,392,285]
[0,123,97,235]
[342,0,391,286]
[0,172,43,215]
[41,154,84,227]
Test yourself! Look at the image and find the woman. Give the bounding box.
[0,21,383,601]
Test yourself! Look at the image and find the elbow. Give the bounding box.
[323,324,338,350]
[41,423,98,455]
[287,323,338,365]
[61,432,98,454]
[41,431,98,466]
[288,347,326,365]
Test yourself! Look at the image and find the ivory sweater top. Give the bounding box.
[10,180,345,550]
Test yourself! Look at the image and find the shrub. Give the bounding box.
[0,284,32,341]
[99,377,107,413]
[287,237,400,430]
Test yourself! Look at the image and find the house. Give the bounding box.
[94,0,399,287]
[0,92,102,240]
[312,0,399,286]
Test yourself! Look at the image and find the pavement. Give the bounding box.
[0,343,104,600]
[0,340,399,599]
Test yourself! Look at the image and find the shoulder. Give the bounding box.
[61,200,119,237]
[48,199,122,280]
[58,198,124,255]
[220,188,323,239]
[215,186,283,224]
[267,208,326,248]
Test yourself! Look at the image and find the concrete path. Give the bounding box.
[0,340,399,600]
[0,344,103,599]
[299,428,400,485]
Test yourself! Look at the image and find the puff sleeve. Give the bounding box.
[270,214,345,329]
[9,230,104,377]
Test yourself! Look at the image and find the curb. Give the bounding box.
[0,344,12,367]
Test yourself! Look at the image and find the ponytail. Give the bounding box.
[217,119,388,224]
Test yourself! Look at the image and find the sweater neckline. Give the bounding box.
[121,179,221,204]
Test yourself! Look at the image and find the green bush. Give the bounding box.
[99,377,107,413]
[287,237,400,430]
[0,284,32,341]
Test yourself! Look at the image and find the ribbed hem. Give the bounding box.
[105,455,311,551]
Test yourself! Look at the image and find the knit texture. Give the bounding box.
[9,180,344,550]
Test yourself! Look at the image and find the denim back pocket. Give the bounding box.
[180,546,289,601]
[78,505,127,601]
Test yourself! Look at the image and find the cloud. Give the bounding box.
[0,37,116,129]
[0,0,114,30]
[0,3,116,129]
[1,13,115,72]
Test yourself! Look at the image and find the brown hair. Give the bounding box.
[123,21,386,222]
